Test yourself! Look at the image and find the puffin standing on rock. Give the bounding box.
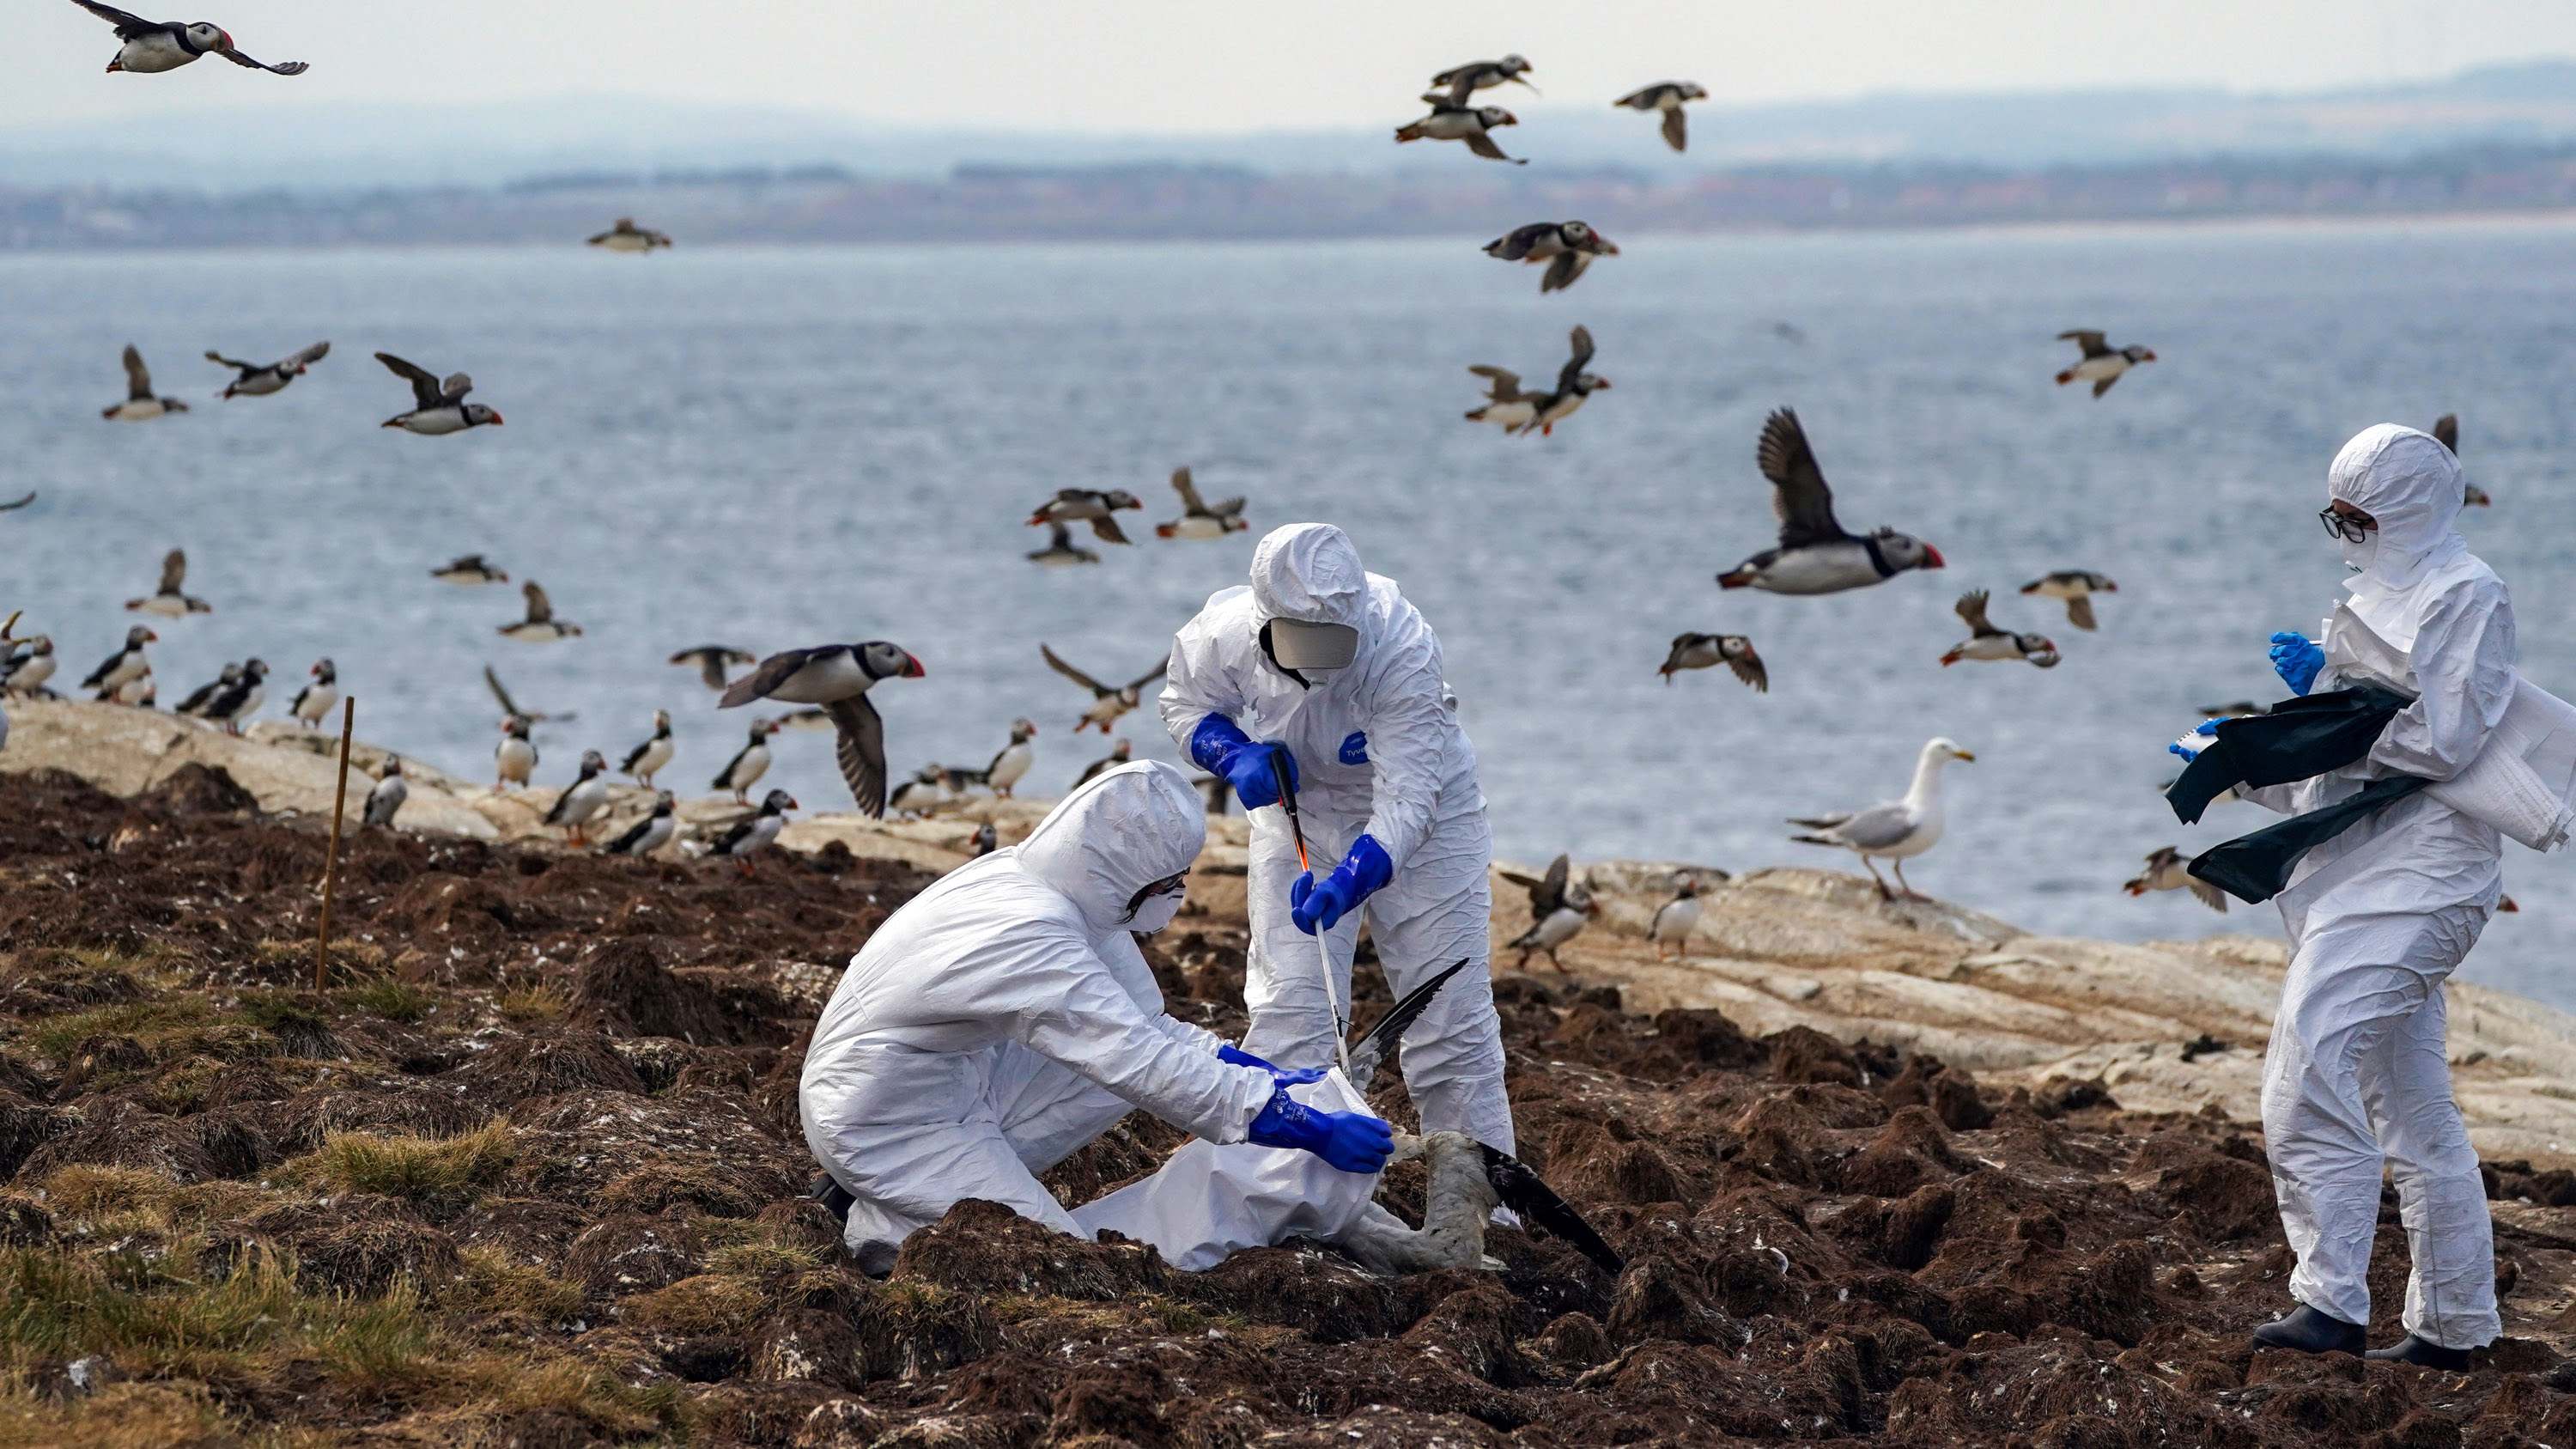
[1483,221,1619,294]
[362,758,407,829]
[64,1,309,74]
[199,657,266,734]
[603,791,676,857]
[3,636,58,697]
[176,662,241,717]
[1074,737,1133,787]
[1717,409,1944,594]
[376,352,503,434]
[544,750,611,845]
[125,548,210,617]
[206,340,328,398]
[82,625,155,698]
[289,658,337,727]
[1650,875,1704,959]
[1659,633,1766,691]
[720,642,925,817]
[714,789,796,874]
[984,718,1037,797]
[1613,82,1709,151]
[619,709,674,788]
[713,717,781,803]
[103,346,187,421]
[495,716,538,788]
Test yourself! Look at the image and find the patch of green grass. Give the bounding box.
[449,1246,584,1330]
[237,992,328,1038]
[340,978,432,1024]
[495,984,568,1023]
[281,1121,513,1208]
[21,996,213,1064]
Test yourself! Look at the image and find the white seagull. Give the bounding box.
[1789,738,1975,900]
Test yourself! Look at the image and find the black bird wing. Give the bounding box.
[440,371,473,402]
[2057,329,2111,357]
[1662,107,1688,151]
[204,350,255,372]
[2433,413,2458,454]
[1041,643,1113,697]
[70,1,155,38]
[618,734,656,772]
[0,491,33,511]
[1479,1145,1624,1275]
[1041,520,1078,551]
[375,352,445,411]
[1955,589,1999,637]
[483,663,524,719]
[283,340,330,369]
[1756,408,1849,548]
[156,548,186,594]
[1462,131,1524,164]
[217,44,307,74]
[520,581,554,624]
[1729,647,1769,692]
[81,647,126,690]
[602,813,656,854]
[1346,958,1471,1081]
[121,344,152,401]
[721,646,827,708]
[1540,252,1584,294]
[1485,222,1552,261]
[1553,326,1595,395]
[1513,853,1570,915]
[1467,365,1525,401]
[2065,595,2098,631]
[1612,85,1656,109]
[826,694,890,818]
[1087,514,1133,545]
[713,815,757,855]
[1170,466,1207,515]
[1124,654,1171,693]
[176,675,227,715]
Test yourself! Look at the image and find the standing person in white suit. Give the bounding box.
[2231,423,2509,1368]
[799,761,1394,1273]
[1159,522,1515,1158]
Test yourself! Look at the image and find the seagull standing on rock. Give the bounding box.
[1789,737,1974,900]
[1717,409,1944,594]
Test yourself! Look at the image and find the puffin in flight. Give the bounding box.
[498,581,581,642]
[670,645,756,691]
[103,345,187,421]
[206,340,328,398]
[1394,103,1524,164]
[1659,633,1766,691]
[1027,521,1102,566]
[720,642,926,817]
[2019,570,2117,630]
[2431,414,2492,506]
[1716,409,1944,594]
[1940,590,2059,668]
[1483,221,1619,294]
[1028,490,1142,544]
[2054,331,2156,398]
[432,555,508,586]
[1041,644,1168,734]
[125,548,210,617]
[1428,55,1535,105]
[1465,326,1607,435]
[65,0,308,74]
[1154,467,1248,539]
[376,352,503,433]
[587,217,671,253]
[1613,82,1709,152]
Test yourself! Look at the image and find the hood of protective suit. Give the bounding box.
[2330,425,2470,639]
[1013,760,1206,936]
[1251,524,1370,630]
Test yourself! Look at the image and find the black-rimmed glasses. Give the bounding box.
[2318,507,2374,543]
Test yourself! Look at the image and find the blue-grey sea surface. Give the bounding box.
[4,222,2574,1009]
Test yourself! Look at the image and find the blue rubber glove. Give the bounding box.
[1290,835,1394,935]
[2170,719,2222,761]
[1189,715,1298,812]
[1218,1043,1327,1087]
[2269,631,2324,697]
[1244,1086,1394,1173]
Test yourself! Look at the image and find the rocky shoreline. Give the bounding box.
[3,697,2575,1446]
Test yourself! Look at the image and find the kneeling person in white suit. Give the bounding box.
[799,760,1394,1273]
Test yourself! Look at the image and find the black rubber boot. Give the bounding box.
[2364,1334,2474,1370]
[2251,1304,2366,1355]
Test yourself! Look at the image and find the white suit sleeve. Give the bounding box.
[1158,612,1242,756]
[1358,626,1451,871]
[1001,927,1275,1143]
[2372,580,2515,783]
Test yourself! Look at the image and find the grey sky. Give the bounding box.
[20,0,2573,132]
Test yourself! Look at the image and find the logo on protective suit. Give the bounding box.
[1340,732,1369,765]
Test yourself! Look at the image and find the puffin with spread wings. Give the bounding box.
[376,352,503,434]
[1041,644,1168,734]
[720,642,926,818]
[1716,409,1944,594]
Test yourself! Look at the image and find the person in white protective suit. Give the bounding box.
[1158,522,1515,1158]
[798,760,1394,1274]
[2227,423,2508,1368]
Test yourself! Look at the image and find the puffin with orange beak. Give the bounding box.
[67,0,308,74]
[720,641,925,818]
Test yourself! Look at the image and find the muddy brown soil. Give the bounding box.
[1,764,2572,1447]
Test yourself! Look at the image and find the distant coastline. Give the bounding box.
[12,141,2576,251]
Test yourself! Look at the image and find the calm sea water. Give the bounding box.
[4,222,2575,1008]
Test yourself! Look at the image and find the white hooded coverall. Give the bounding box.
[1160,523,1516,1156]
[2239,424,2506,1349]
[800,761,1297,1272]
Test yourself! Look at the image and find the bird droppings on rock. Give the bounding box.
[0,766,2571,1445]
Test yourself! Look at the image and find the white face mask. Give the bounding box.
[1125,883,1186,935]
[2339,529,2378,572]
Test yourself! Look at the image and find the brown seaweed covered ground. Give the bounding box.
[0,763,2573,1448]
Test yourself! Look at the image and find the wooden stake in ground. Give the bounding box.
[314,697,355,990]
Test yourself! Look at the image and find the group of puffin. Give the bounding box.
[100,341,503,434]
